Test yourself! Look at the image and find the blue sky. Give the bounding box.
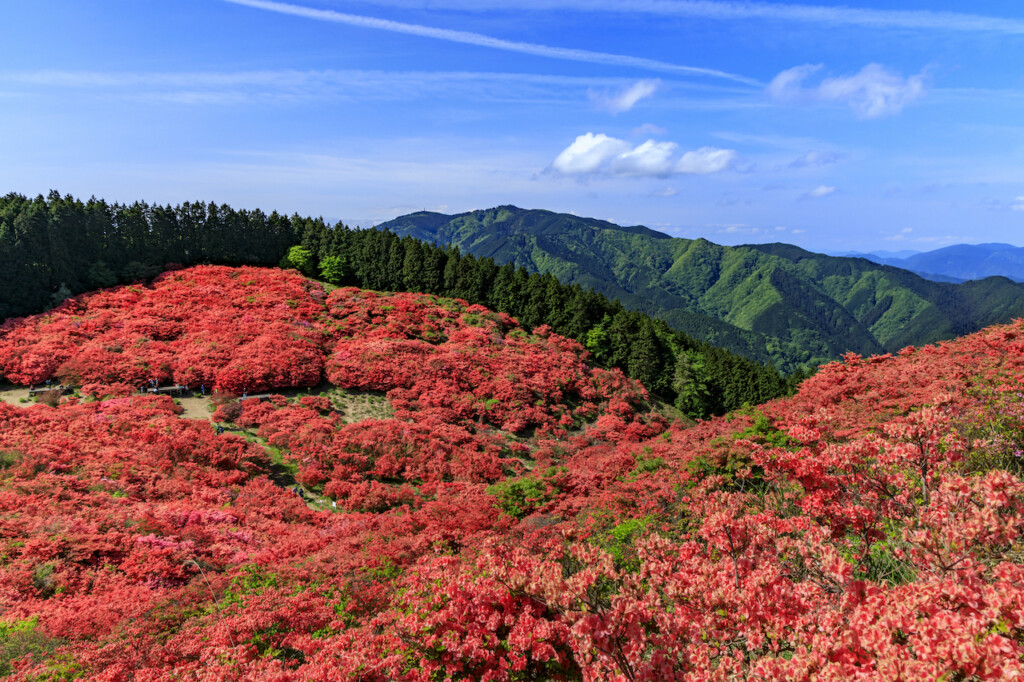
[2,1,1023,252]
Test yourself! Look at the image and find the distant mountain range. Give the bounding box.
[378,206,1024,371]
[834,244,1024,283]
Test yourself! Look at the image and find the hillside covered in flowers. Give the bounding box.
[1,265,1023,679]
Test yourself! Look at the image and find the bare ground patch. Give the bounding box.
[0,384,32,407]
[176,396,214,421]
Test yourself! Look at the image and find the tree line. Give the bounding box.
[0,191,798,417]
[0,191,316,320]
[287,226,797,417]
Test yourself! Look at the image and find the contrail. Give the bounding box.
[300,0,1024,35]
[223,0,763,86]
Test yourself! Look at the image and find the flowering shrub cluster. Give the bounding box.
[2,266,1024,680]
[323,288,647,434]
[0,266,328,392]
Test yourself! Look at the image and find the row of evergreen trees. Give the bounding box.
[0,191,306,320]
[0,192,796,417]
[285,226,796,417]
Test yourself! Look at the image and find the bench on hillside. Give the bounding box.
[241,393,273,402]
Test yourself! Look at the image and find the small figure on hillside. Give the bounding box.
[200,384,205,396]
[216,424,224,435]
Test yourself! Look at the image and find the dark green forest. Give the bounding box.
[0,192,792,418]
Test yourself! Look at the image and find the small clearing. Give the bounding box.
[328,388,394,423]
[176,395,214,421]
[0,384,32,407]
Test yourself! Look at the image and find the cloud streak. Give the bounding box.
[1,68,682,105]
[789,150,842,168]
[224,0,761,85]
[805,185,835,198]
[591,79,660,113]
[334,0,1024,35]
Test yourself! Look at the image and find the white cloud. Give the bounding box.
[652,187,678,197]
[550,134,735,178]
[592,79,660,114]
[610,140,678,176]
[767,64,822,102]
[225,0,761,85]
[1012,196,1024,212]
[677,147,736,174]
[710,224,750,234]
[820,64,927,118]
[551,133,631,174]
[790,150,843,168]
[768,63,927,118]
[632,123,667,136]
[806,185,836,198]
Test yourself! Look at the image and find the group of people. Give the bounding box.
[34,380,71,395]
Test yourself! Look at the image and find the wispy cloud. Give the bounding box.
[591,79,660,113]
[224,0,761,85]
[1,68,672,105]
[332,0,1024,35]
[549,132,735,178]
[885,227,916,242]
[769,63,927,118]
[789,150,842,168]
[632,123,667,136]
[805,185,835,198]
[1012,197,1024,212]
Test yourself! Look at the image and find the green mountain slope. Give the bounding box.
[378,206,1024,371]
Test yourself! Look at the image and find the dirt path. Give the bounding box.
[176,396,214,421]
[0,385,31,407]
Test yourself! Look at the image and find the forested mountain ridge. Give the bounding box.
[379,206,1024,371]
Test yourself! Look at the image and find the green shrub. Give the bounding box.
[486,477,551,518]
[0,617,65,677]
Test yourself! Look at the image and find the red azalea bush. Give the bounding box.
[324,288,649,434]
[0,265,330,392]
[2,265,1024,680]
